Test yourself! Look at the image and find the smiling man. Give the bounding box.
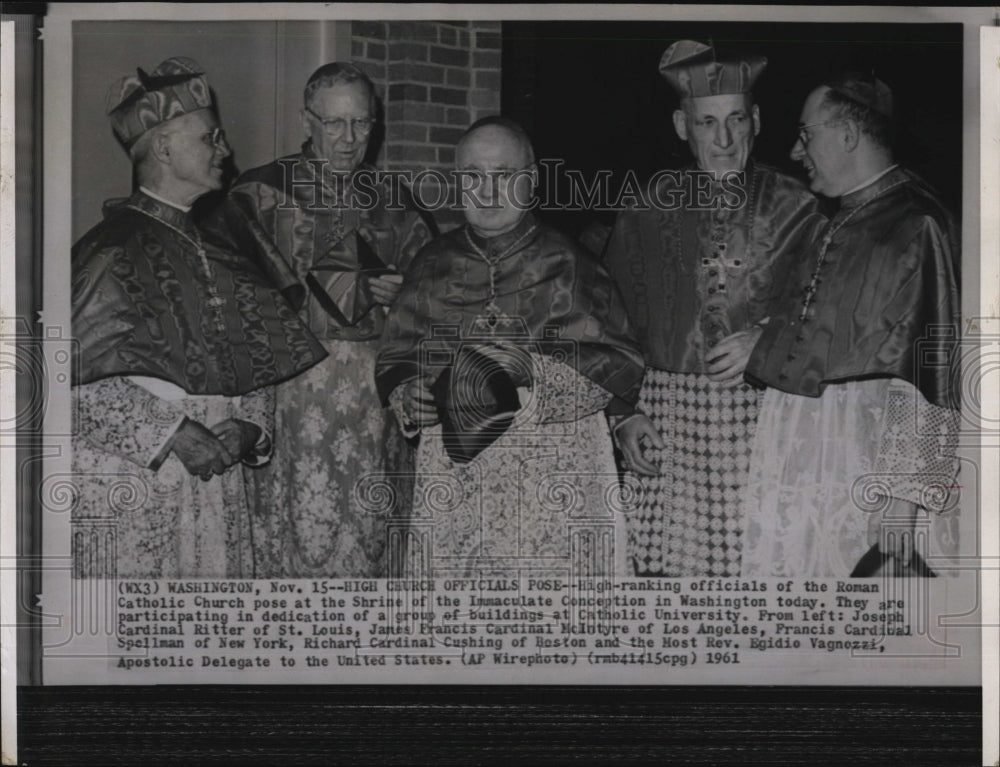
[229,62,436,578]
[376,116,644,578]
[603,40,824,577]
[71,57,325,578]
[742,72,962,577]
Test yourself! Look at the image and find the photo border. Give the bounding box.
[4,3,997,763]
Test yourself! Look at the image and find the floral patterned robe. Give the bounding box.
[231,146,435,576]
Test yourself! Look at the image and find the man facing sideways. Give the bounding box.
[743,72,961,576]
[230,62,436,577]
[72,57,326,578]
[603,40,824,576]
[376,117,644,579]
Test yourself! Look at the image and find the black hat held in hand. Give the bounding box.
[431,346,522,465]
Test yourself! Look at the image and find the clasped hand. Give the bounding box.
[368,272,404,306]
[705,325,763,384]
[615,414,664,477]
[400,376,440,428]
[169,417,262,481]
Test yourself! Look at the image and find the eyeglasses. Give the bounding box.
[166,126,229,149]
[305,106,375,138]
[796,119,845,147]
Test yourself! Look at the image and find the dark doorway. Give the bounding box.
[502,21,962,240]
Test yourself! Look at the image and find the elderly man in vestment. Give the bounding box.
[376,117,644,578]
[72,57,326,578]
[742,73,961,576]
[230,63,436,577]
[603,41,823,576]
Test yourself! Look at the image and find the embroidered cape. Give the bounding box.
[72,191,326,395]
[376,213,644,407]
[746,167,960,410]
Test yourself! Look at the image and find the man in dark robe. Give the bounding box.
[743,72,961,576]
[603,40,824,576]
[72,57,326,578]
[230,63,436,577]
[376,117,644,578]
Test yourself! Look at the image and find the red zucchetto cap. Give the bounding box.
[659,40,767,98]
[106,56,213,148]
[823,72,894,119]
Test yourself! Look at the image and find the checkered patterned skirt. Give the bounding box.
[627,369,761,576]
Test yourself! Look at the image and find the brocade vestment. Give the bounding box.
[604,162,822,576]
[743,167,961,576]
[376,215,644,578]
[71,191,325,578]
[231,145,435,577]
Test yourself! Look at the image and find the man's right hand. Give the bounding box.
[368,273,405,306]
[401,376,440,428]
[705,325,763,384]
[169,418,236,480]
[614,414,664,477]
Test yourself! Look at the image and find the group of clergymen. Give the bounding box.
[70,40,960,582]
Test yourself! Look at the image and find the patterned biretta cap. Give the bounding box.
[106,57,213,148]
[659,40,767,98]
[823,72,894,119]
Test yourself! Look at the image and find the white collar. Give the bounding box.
[139,186,192,213]
[841,164,899,197]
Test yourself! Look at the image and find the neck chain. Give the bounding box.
[798,178,906,323]
[130,204,228,334]
[320,169,353,245]
[463,223,539,328]
[322,210,347,247]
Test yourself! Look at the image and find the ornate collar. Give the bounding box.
[124,190,200,243]
[465,213,540,262]
[840,166,907,212]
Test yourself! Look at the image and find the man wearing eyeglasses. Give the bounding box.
[229,62,436,578]
[740,72,961,577]
[602,41,823,577]
[71,57,326,578]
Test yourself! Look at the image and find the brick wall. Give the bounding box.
[351,20,502,177]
